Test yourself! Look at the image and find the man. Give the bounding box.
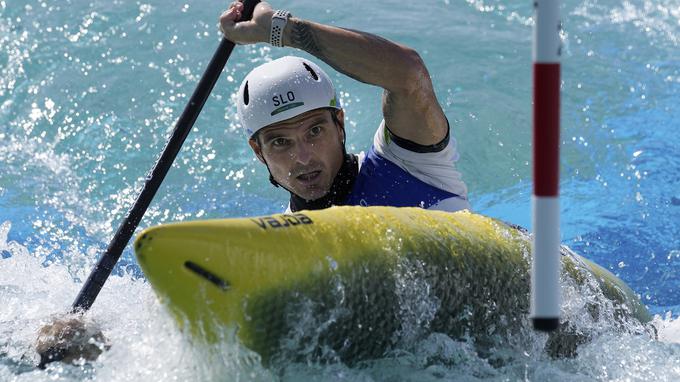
[35,2,472,366]
[221,1,470,212]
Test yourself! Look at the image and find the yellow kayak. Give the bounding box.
[134,206,651,363]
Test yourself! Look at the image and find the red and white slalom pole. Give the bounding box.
[531,0,561,331]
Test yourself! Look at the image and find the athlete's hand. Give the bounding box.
[35,314,110,366]
[219,1,274,45]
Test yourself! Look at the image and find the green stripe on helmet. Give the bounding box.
[270,102,305,116]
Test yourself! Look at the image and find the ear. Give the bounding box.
[248,138,266,164]
[334,108,345,141]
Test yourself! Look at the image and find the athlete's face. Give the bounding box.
[249,108,345,201]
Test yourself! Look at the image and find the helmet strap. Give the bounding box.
[260,156,281,188]
[269,173,281,188]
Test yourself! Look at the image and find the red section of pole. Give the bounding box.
[533,63,561,197]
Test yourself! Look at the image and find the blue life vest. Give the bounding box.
[344,146,460,208]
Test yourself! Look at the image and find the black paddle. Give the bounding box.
[38,0,260,367]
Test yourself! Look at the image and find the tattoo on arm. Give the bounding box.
[288,21,365,82]
[290,20,323,58]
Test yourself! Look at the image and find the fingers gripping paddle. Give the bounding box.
[38,0,260,367]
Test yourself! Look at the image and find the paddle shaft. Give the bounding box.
[71,0,259,312]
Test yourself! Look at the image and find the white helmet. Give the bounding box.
[237,56,341,138]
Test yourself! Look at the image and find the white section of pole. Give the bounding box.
[533,0,561,63]
[531,196,561,321]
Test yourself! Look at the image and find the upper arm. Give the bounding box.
[381,50,448,146]
[282,19,448,145]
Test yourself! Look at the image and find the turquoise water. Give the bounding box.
[1,0,680,380]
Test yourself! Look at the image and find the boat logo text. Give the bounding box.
[251,213,313,229]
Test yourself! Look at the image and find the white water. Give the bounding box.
[2,0,680,379]
[3,223,680,380]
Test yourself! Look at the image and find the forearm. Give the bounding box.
[219,1,448,145]
[282,18,424,93]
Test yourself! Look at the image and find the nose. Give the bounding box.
[292,140,314,165]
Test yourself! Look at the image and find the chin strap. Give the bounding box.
[269,173,281,188]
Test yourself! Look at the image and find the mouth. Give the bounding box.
[295,170,322,184]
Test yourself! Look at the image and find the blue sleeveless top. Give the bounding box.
[344,147,461,209]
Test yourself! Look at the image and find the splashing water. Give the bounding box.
[2,0,680,380]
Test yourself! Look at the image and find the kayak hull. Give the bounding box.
[134,206,651,364]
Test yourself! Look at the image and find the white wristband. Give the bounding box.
[270,10,291,47]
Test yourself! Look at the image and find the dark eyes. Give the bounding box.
[267,125,324,148]
[271,137,290,147]
[309,125,323,137]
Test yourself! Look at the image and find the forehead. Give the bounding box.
[260,109,332,137]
